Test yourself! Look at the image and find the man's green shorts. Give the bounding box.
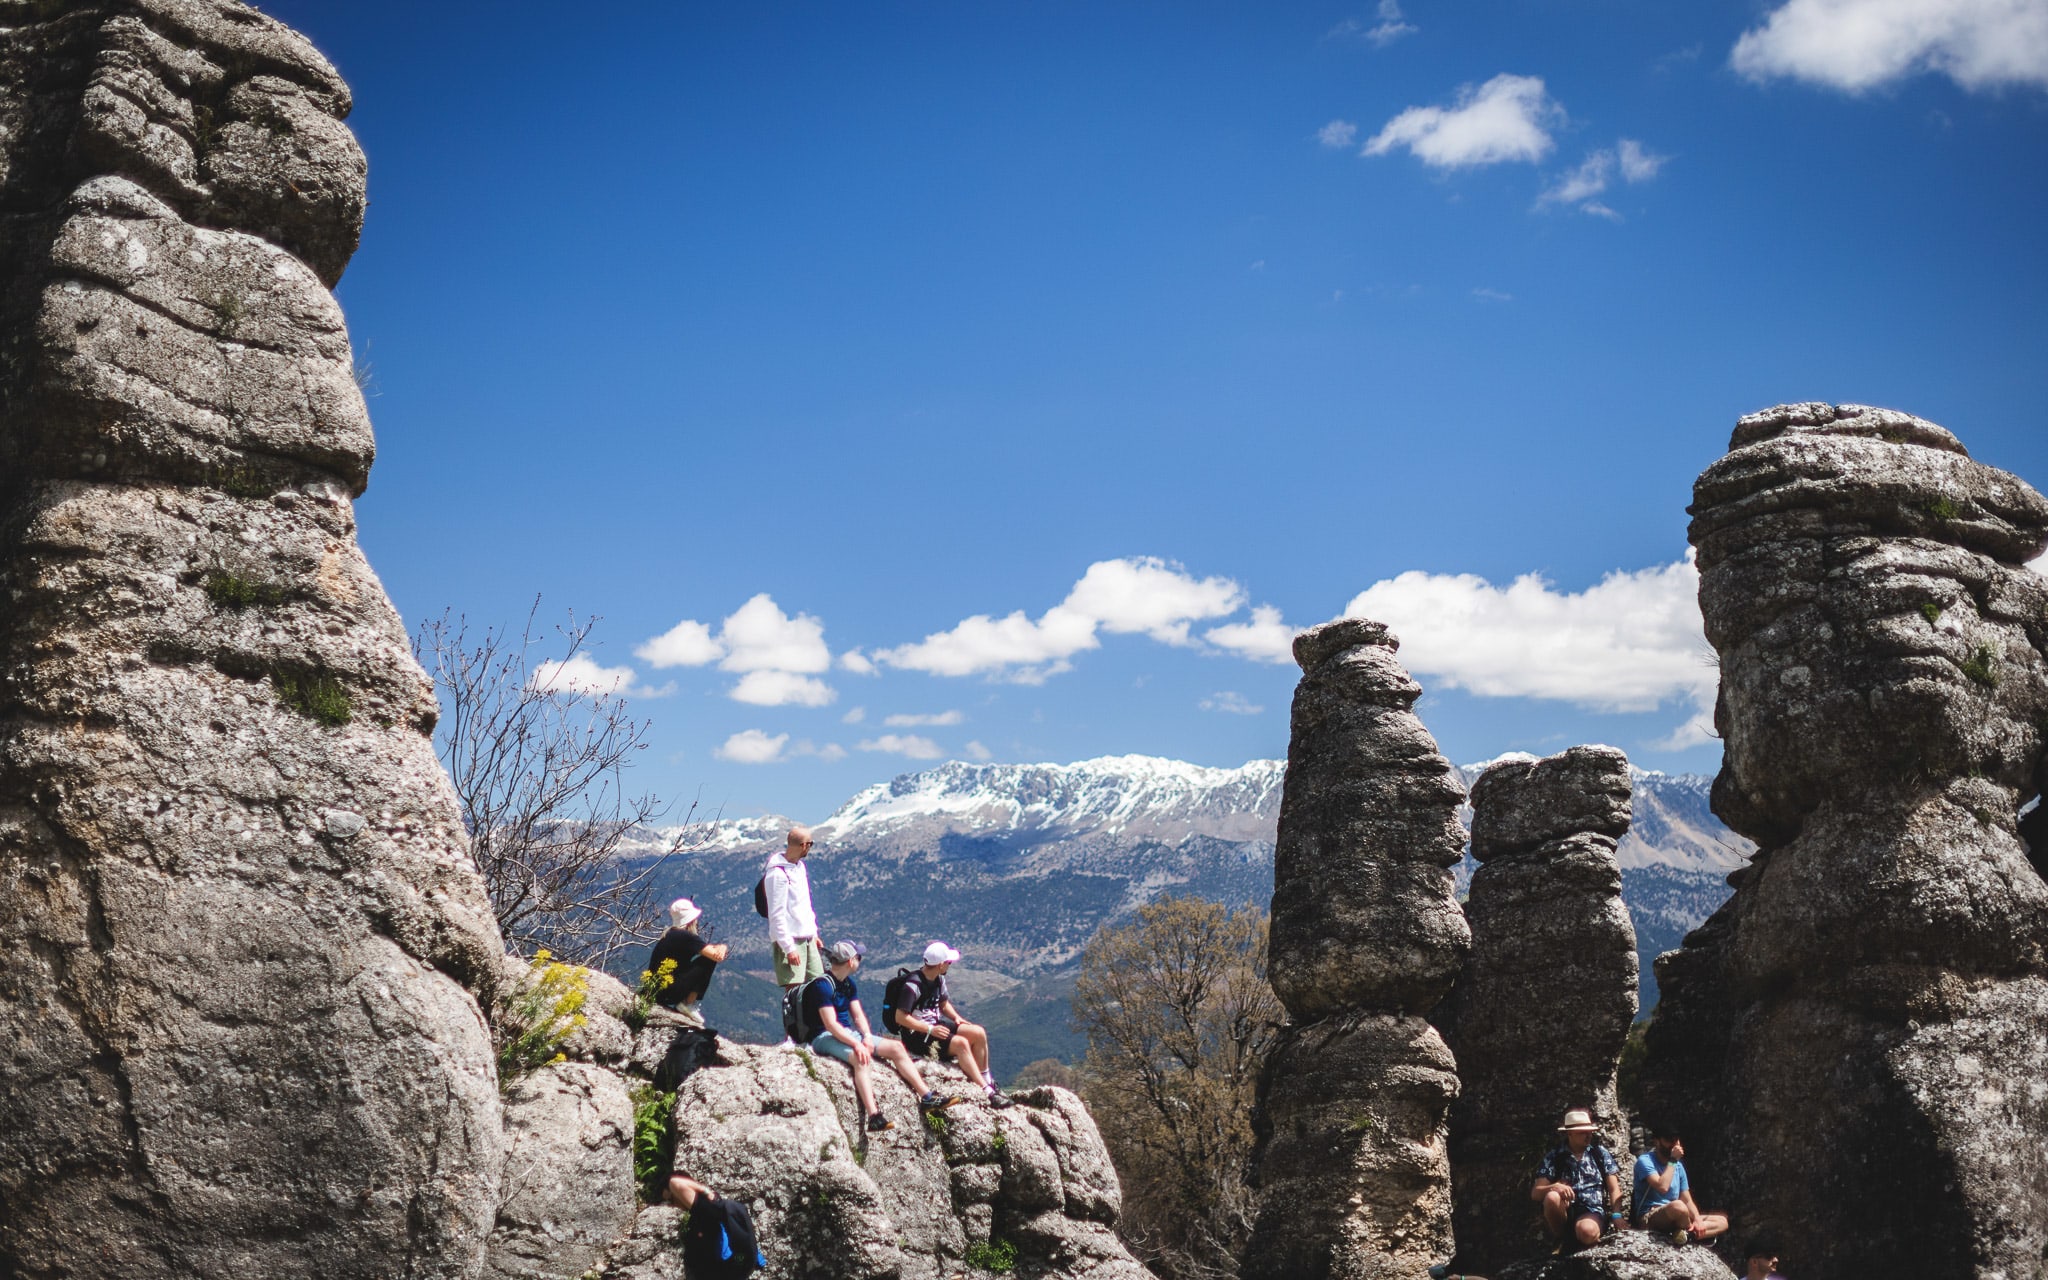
[773,937,824,987]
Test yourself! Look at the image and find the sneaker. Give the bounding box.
[986,1090,1014,1110]
[866,1113,894,1133]
[1672,1229,1690,1247]
[918,1092,962,1112]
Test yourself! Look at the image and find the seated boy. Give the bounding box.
[802,940,959,1132]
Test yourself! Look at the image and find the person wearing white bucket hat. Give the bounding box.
[1532,1108,1622,1251]
[644,896,728,1027]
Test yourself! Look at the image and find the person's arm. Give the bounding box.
[1643,1158,1677,1194]
[766,868,799,960]
[939,995,964,1023]
[851,999,872,1038]
[702,942,729,962]
[1532,1176,1566,1203]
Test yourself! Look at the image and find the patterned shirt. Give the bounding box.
[1538,1143,1619,1214]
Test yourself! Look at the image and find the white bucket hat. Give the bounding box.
[669,897,702,928]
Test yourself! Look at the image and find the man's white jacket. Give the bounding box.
[763,852,818,955]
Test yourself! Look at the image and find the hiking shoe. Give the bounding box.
[1672,1229,1690,1247]
[986,1091,1014,1110]
[866,1113,894,1133]
[918,1092,962,1112]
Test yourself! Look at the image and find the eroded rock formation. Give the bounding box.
[1639,403,2048,1278]
[1246,617,1470,1280]
[0,3,505,1275]
[1439,746,1639,1276]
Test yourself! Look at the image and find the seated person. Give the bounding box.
[647,897,728,1025]
[1532,1109,1623,1250]
[888,941,1010,1109]
[1632,1124,1729,1246]
[803,940,960,1132]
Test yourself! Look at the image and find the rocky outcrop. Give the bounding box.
[0,4,505,1276]
[488,1063,638,1280]
[1438,747,1639,1276]
[1246,618,1470,1280]
[611,1042,1145,1280]
[1639,403,2048,1279]
[1494,1232,1734,1280]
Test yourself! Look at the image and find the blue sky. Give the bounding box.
[259,0,2048,821]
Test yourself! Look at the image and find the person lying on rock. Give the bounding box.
[647,897,729,1028]
[1532,1109,1623,1250]
[803,940,962,1132]
[1630,1123,1729,1246]
[886,940,1011,1109]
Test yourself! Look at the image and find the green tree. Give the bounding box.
[1072,898,1282,1280]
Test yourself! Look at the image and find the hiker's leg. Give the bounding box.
[955,1021,991,1077]
[1689,1211,1729,1241]
[874,1037,930,1096]
[1644,1201,1695,1234]
[1541,1189,1572,1239]
[946,1032,990,1089]
[1573,1210,1602,1247]
[848,1058,877,1115]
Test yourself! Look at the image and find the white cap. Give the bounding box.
[669,898,702,928]
[923,941,961,966]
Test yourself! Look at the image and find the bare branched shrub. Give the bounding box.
[414,601,700,969]
[1072,898,1283,1280]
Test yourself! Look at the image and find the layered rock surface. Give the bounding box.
[1439,746,1639,1276]
[1639,403,2048,1279]
[1247,618,1469,1280]
[0,3,505,1276]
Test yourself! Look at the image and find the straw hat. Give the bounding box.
[1556,1109,1599,1132]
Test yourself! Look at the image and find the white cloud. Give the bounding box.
[1344,554,1714,723]
[1318,119,1360,148]
[964,740,993,761]
[1203,605,1299,665]
[638,593,836,705]
[529,654,661,699]
[876,557,1244,682]
[1471,287,1514,302]
[634,618,720,668]
[858,734,944,760]
[885,710,965,727]
[1617,138,1667,182]
[1327,1,1418,47]
[1731,0,2048,93]
[1363,74,1562,169]
[841,706,867,724]
[715,729,790,765]
[1200,691,1265,715]
[1539,139,1668,215]
[817,742,848,762]
[839,649,877,675]
[729,670,836,707]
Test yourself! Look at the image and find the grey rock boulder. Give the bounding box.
[1494,1230,1736,1280]
[487,1063,639,1280]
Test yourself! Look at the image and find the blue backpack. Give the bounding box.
[683,1195,764,1278]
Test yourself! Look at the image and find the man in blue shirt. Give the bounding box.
[1631,1125,1729,1246]
[1532,1108,1622,1250]
[802,940,961,1132]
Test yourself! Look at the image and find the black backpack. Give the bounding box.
[780,983,809,1042]
[683,1195,764,1278]
[752,876,768,918]
[879,968,920,1034]
[653,1026,720,1092]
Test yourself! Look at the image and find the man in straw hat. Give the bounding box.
[1532,1108,1623,1250]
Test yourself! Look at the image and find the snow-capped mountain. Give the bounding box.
[634,753,1745,1067]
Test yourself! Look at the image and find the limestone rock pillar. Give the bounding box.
[0,3,505,1276]
[1246,618,1470,1280]
[1437,746,1639,1275]
[1639,403,2048,1279]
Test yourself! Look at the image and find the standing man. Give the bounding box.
[765,826,823,1011]
[1631,1124,1729,1246]
[889,941,1010,1109]
[646,897,727,1027]
[1532,1109,1622,1251]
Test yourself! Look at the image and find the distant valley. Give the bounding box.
[621,753,1751,1075]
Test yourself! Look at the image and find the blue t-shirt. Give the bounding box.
[1537,1143,1619,1214]
[801,972,858,1040]
[1632,1151,1688,1218]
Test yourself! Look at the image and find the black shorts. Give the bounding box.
[900,1015,959,1059]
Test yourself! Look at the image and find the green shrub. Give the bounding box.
[1919,601,1943,625]
[923,1109,950,1135]
[624,959,677,1032]
[496,950,589,1086]
[964,1239,1017,1273]
[204,571,284,610]
[1961,645,2000,688]
[1923,496,1961,522]
[272,670,351,726]
[630,1084,677,1199]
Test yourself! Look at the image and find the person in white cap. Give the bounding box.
[801,940,961,1132]
[883,941,1009,1109]
[645,897,728,1027]
[1532,1108,1622,1250]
